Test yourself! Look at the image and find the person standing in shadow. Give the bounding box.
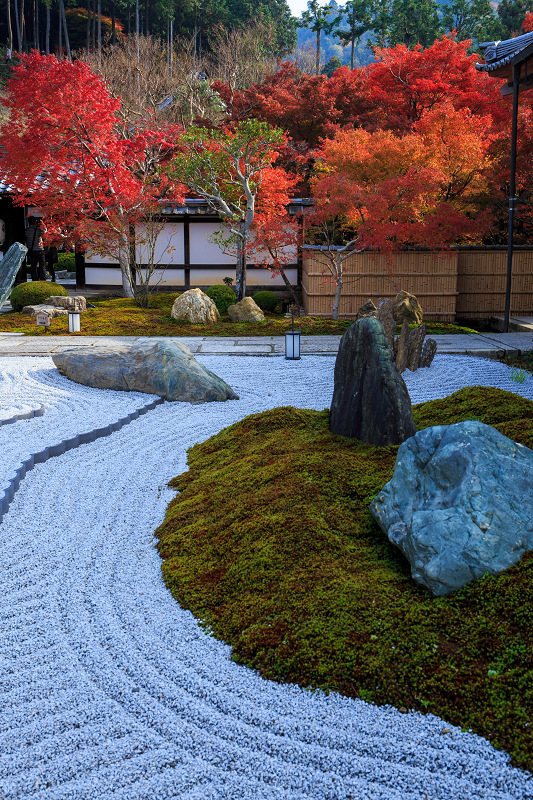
[46,246,57,282]
[25,216,47,281]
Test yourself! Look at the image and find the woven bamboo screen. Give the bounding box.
[302,251,458,321]
[456,250,533,319]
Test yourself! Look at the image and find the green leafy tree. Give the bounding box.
[322,54,342,75]
[165,120,295,300]
[441,0,502,45]
[301,0,340,74]
[387,0,442,47]
[334,0,370,68]
[497,0,531,36]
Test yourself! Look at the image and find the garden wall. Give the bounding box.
[456,248,533,320]
[302,248,533,321]
[302,251,458,321]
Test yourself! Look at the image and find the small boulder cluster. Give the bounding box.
[170,288,265,325]
[23,295,87,318]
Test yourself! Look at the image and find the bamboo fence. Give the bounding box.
[302,248,533,321]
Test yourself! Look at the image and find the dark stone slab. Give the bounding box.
[1,243,28,310]
[329,317,416,446]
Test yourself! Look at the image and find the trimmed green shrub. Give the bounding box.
[57,252,76,272]
[205,285,236,314]
[10,281,69,312]
[253,290,279,313]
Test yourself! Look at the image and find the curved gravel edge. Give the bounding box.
[0,405,45,427]
[0,396,164,523]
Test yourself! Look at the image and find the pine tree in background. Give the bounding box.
[333,0,370,68]
[441,0,502,47]
[301,0,340,74]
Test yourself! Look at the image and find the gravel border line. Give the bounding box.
[0,405,46,426]
[0,395,164,523]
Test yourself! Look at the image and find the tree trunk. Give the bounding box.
[278,266,300,307]
[34,0,39,51]
[331,255,343,320]
[111,0,115,44]
[97,0,101,57]
[235,220,247,300]
[86,0,90,52]
[60,0,71,59]
[316,27,321,75]
[170,17,173,77]
[118,247,135,297]
[7,0,13,51]
[13,0,22,51]
[19,0,25,52]
[351,36,355,69]
[45,0,49,53]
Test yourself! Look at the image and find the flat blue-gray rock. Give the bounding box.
[370,420,533,596]
[329,317,416,445]
[52,341,239,403]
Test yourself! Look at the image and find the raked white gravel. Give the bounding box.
[0,353,533,800]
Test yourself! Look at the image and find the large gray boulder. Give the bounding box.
[52,341,239,403]
[330,317,416,446]
[370,420,533,596]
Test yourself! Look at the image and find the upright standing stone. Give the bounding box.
[376,298,395,350]
[330,317,417,446]
[406,323,426,371]
[0,242,27,310]
[420,338,437,368]
[395,321,410,373]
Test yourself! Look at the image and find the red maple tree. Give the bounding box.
[0,51,185,298]
[307,104,495,317]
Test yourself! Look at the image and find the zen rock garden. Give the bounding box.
[330,294,533,598]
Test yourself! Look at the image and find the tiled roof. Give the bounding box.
[476,30,533,72]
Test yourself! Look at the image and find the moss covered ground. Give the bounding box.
[155,387,533,772]
[0,293,478,336]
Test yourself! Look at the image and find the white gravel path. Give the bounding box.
[0,353,532,800]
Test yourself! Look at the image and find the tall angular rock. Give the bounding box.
[406,323,426,371]
[376,298,395,350]
[330,317,417,446]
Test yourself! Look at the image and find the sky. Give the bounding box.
[287,0,309,19]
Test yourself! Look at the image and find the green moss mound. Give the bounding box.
[155,387,533,771]
[10,281,69,312]
[205,285,237,314]
[253,290,279,313]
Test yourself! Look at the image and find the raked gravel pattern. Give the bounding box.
[0,353,532,800]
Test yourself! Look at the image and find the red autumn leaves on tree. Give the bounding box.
[0,51,185,296]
